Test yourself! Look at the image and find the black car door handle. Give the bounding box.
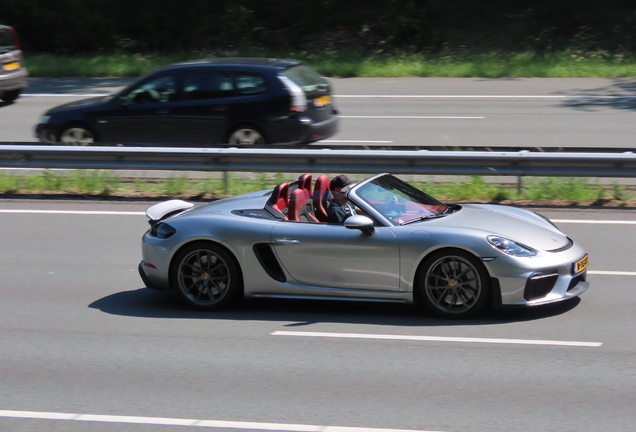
[213,106,228,112]
[155,109,170,114]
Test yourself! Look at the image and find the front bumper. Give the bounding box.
[35,123,58,142]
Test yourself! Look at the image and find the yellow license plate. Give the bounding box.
[3,61,20,71]
[574,254,589,274]
[314,95,331,107]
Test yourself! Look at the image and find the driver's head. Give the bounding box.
[329,175,352,192]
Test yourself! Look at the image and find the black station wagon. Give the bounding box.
[35,58,339,146]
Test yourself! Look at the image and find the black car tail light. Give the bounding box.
[150,222,176,239]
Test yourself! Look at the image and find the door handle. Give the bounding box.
[213,105,228,112]
[155,109,170,114]
[275,238,300,244]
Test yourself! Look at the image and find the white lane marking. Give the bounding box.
[340,115,484,119]
[0,209,144,216]
[22,93,109,97]
[23,93,636,99]
[553,219,636,225]
[337,94,636,99]
[272,331,602,347]
[0,409,442,432]
[318,139,394,144]
[588,270,636,276]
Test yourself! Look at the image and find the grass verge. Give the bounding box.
[1,170,635,207]
[25,49,636,78]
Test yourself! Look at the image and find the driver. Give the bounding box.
[327,175,357,223]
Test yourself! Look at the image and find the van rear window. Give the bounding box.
[0,28,17,52]
[283,65,328,92]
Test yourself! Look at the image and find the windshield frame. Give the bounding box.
[348,173,449,227]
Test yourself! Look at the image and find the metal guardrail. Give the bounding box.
[1,144,636,177]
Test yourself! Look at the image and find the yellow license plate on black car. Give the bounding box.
[3,62,20,71]
[314,95,331,107]
[574,254,589,274]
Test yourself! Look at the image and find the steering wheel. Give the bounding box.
[383,196,398,217]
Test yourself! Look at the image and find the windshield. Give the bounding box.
[283,65,329,92]
[355,175,449,226]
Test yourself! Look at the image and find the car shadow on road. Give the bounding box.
[89,287,581,327]
[558,79,636,112]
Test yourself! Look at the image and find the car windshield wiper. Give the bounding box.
[400,212,449,225]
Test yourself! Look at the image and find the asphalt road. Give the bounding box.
[1,200,635,432]
[2,77,636,148]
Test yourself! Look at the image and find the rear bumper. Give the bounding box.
[0,68,28,92]
[298,112,339,143]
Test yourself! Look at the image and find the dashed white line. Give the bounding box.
[0,410,442,432]
[272,331,602,347]
[553,219,636,225]
[336,94,636,99]
[340,115,484,119]
[0,209,144,216]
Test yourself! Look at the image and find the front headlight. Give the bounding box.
[487,235,536,257]
[39,115,51,124]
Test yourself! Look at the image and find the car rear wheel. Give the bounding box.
[227,125,265,145]
[418,250,490,318]
[171,242,241,310]
[60,125,95,146]
[0,89,21,103]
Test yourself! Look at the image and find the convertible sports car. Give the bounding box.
[139,173,589,318]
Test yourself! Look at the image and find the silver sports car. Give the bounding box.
[139,173,589,318]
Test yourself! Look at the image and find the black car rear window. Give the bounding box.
[0,28,16,52]
[283,65,328,92]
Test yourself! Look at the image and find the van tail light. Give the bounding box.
[278,75,307,112]
[10,27,22,50]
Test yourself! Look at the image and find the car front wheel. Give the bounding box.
[59,125,95,145]
[171,242,241,310]
[418,250,490,318]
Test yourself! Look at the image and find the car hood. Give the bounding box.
[428,204,568,251]
[46,96,112,114]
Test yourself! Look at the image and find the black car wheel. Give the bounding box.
[227,125,265,145]
[418,249,490,318]
[59,124,95,146]
[171,242,241,310]
[0,89,21,103]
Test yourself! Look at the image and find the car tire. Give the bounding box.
[0,89,21,103]
[227,125,266,145]
[417,249,490,319]
[171,242,242,311]
[59,124,96,146]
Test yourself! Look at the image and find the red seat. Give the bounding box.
[312,175,331,222]
[265,182,289,219]
[288,188,319,222]
[297,173,313,201]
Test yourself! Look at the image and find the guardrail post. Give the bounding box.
[224,171,229,195]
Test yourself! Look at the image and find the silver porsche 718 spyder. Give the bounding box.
[139,173,589,318]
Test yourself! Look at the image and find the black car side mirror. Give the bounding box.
[344,215,375,235]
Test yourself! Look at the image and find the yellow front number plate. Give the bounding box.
[574,254,589,274]
[314,95,331,107]
[3,62,20,71]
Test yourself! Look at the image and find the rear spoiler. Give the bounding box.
[146,199,194,224]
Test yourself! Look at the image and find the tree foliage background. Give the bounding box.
[3,0,636,54]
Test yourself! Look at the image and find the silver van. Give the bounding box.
[0,25,28,103]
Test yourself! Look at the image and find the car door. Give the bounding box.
[94,73,181,144]
[270,221,401,291]
[165,72,234,144]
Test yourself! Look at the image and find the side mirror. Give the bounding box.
[344,215,375,235]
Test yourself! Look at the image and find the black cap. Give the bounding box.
[330,175,352,191]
